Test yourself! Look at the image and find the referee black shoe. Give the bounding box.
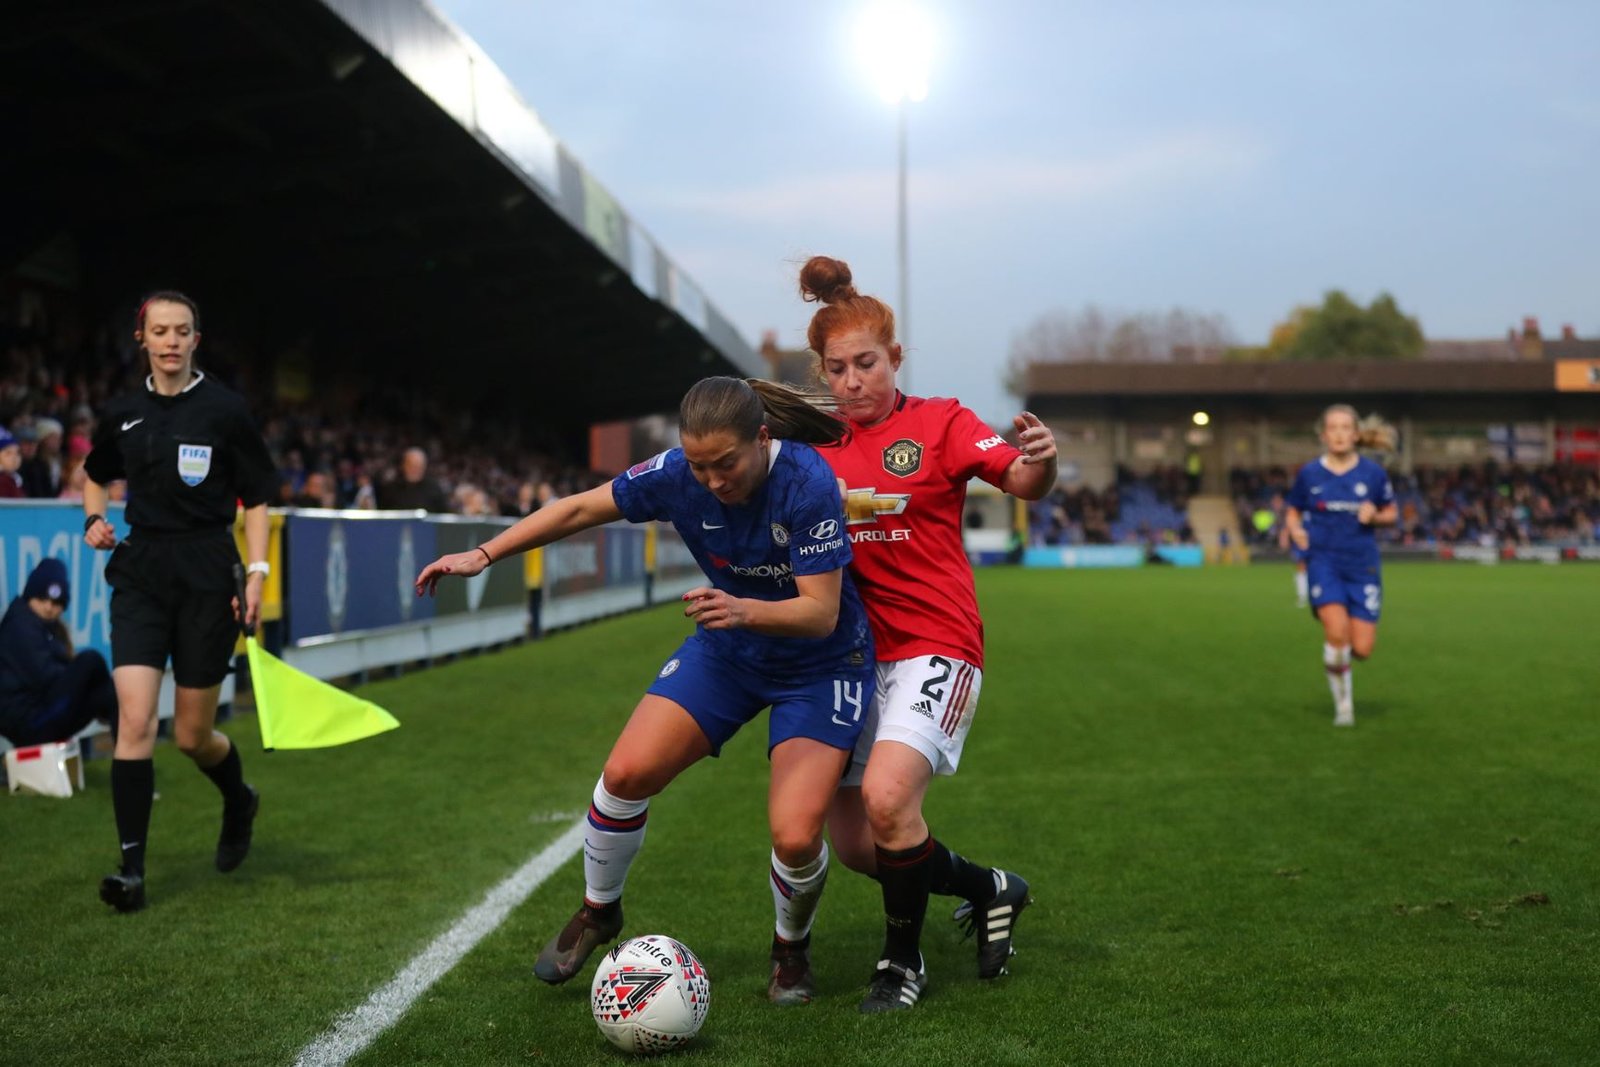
[216,785,259,873]
[99,871,146,913]
[952,869,1032,979]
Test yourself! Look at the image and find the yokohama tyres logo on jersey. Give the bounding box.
[708,553,794,586]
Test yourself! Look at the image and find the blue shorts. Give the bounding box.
[646,634,874,757]
[1289,545,1307,564]
[1306,554,1382,622]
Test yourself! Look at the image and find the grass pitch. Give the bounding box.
[2,563,1596,1066]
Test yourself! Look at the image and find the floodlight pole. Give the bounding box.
[897,95,910,393]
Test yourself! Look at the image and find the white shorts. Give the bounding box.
[841,654,983,786]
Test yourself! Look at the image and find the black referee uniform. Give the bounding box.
[85,371,278,682]
[84,368,277,912]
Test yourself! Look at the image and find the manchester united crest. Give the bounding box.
[882,438,923,477]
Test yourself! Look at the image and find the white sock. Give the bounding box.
[583,776,649,905]
[1294,571,1309,603]
[1323,643,1352,710]
[770,843,830,942]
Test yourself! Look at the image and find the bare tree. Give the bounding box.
[1004,304,1236,397]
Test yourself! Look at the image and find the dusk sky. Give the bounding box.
[434,1,1599,424]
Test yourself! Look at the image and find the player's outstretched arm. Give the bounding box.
[1000,411,1058,501]
[414,483,624,596]
[1285,505,1310,550]
[682,569,842,638]
[1359,501,1398,527]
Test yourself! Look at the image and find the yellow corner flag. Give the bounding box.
[245,637,400,750]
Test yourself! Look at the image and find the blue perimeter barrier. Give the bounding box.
[1023,545,1205,568]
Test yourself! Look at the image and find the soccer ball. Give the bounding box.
[590,934,711,1054]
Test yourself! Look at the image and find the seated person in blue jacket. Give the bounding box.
[0,559,116,746]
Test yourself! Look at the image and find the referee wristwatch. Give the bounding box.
[245,561,271,578]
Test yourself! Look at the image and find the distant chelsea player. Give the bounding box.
[1283,405,1397,726]
[416,376,873,1001]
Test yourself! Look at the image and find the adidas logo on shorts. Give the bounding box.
[910,699,935,719]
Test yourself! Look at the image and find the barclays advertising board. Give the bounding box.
[285,514,437,643]
[0,501,122,661]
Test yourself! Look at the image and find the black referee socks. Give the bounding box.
[110,758,154,876]
[200,742,251,808]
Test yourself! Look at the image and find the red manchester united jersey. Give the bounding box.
[818,393,1022,667]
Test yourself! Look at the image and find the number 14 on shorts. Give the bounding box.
[832,680,864,726]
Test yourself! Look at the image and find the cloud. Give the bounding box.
[645,127,1272,230]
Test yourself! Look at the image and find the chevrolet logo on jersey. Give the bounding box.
[845,488,911,525]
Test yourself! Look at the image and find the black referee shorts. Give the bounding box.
[105,532,241,689]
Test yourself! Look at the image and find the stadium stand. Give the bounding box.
[0,0,772,771]
[1023,353,1600,556]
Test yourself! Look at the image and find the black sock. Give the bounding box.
[111,758,154,876]
[875,838,935,969]
[200,741,250,808]
[928,839,999,903]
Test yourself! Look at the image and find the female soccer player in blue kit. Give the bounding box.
[415,376,874,993]
[1284,405,1397,726]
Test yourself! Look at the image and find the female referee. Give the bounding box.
[83,291,278,912]
[798,255,1056,1013]
[1284,404,1397,726]
[416,376,873,1004]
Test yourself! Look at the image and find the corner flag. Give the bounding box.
[245,637,400,750]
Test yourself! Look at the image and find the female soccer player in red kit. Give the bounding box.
[798,255,1059,1012]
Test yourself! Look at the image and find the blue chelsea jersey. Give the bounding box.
[1287,455,1394,559]
[611,440,872,675]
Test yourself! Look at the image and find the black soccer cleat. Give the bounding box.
[99,871,146,913]
[952,869,1032,979]
[767,934,816,1006]
[533,901,624,985]
[216,785,259,873]
[859,958,927,1014]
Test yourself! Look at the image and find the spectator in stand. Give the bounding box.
[13,423,39,473]
[505,479,538,518]
[291,471,336,509]
[56,434,91,501]
[349,469,377,510]
[22,416,63,497]
[457,484,495,517]
[0,559,117,747]
[0,427,24,498]
[378,446,448,512]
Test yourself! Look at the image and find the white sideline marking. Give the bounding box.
[294,818,586,1067]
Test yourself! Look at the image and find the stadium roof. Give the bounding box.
[1,0,759,427]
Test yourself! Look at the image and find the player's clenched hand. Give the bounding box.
[1356,501,1377,525]
[414,550,487,597]
[682,586,748,630]
[1013,411,1057,465]
[1290,528,1310,551]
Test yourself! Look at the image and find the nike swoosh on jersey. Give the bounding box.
[121,418,144,431]
[701,521,724,529]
